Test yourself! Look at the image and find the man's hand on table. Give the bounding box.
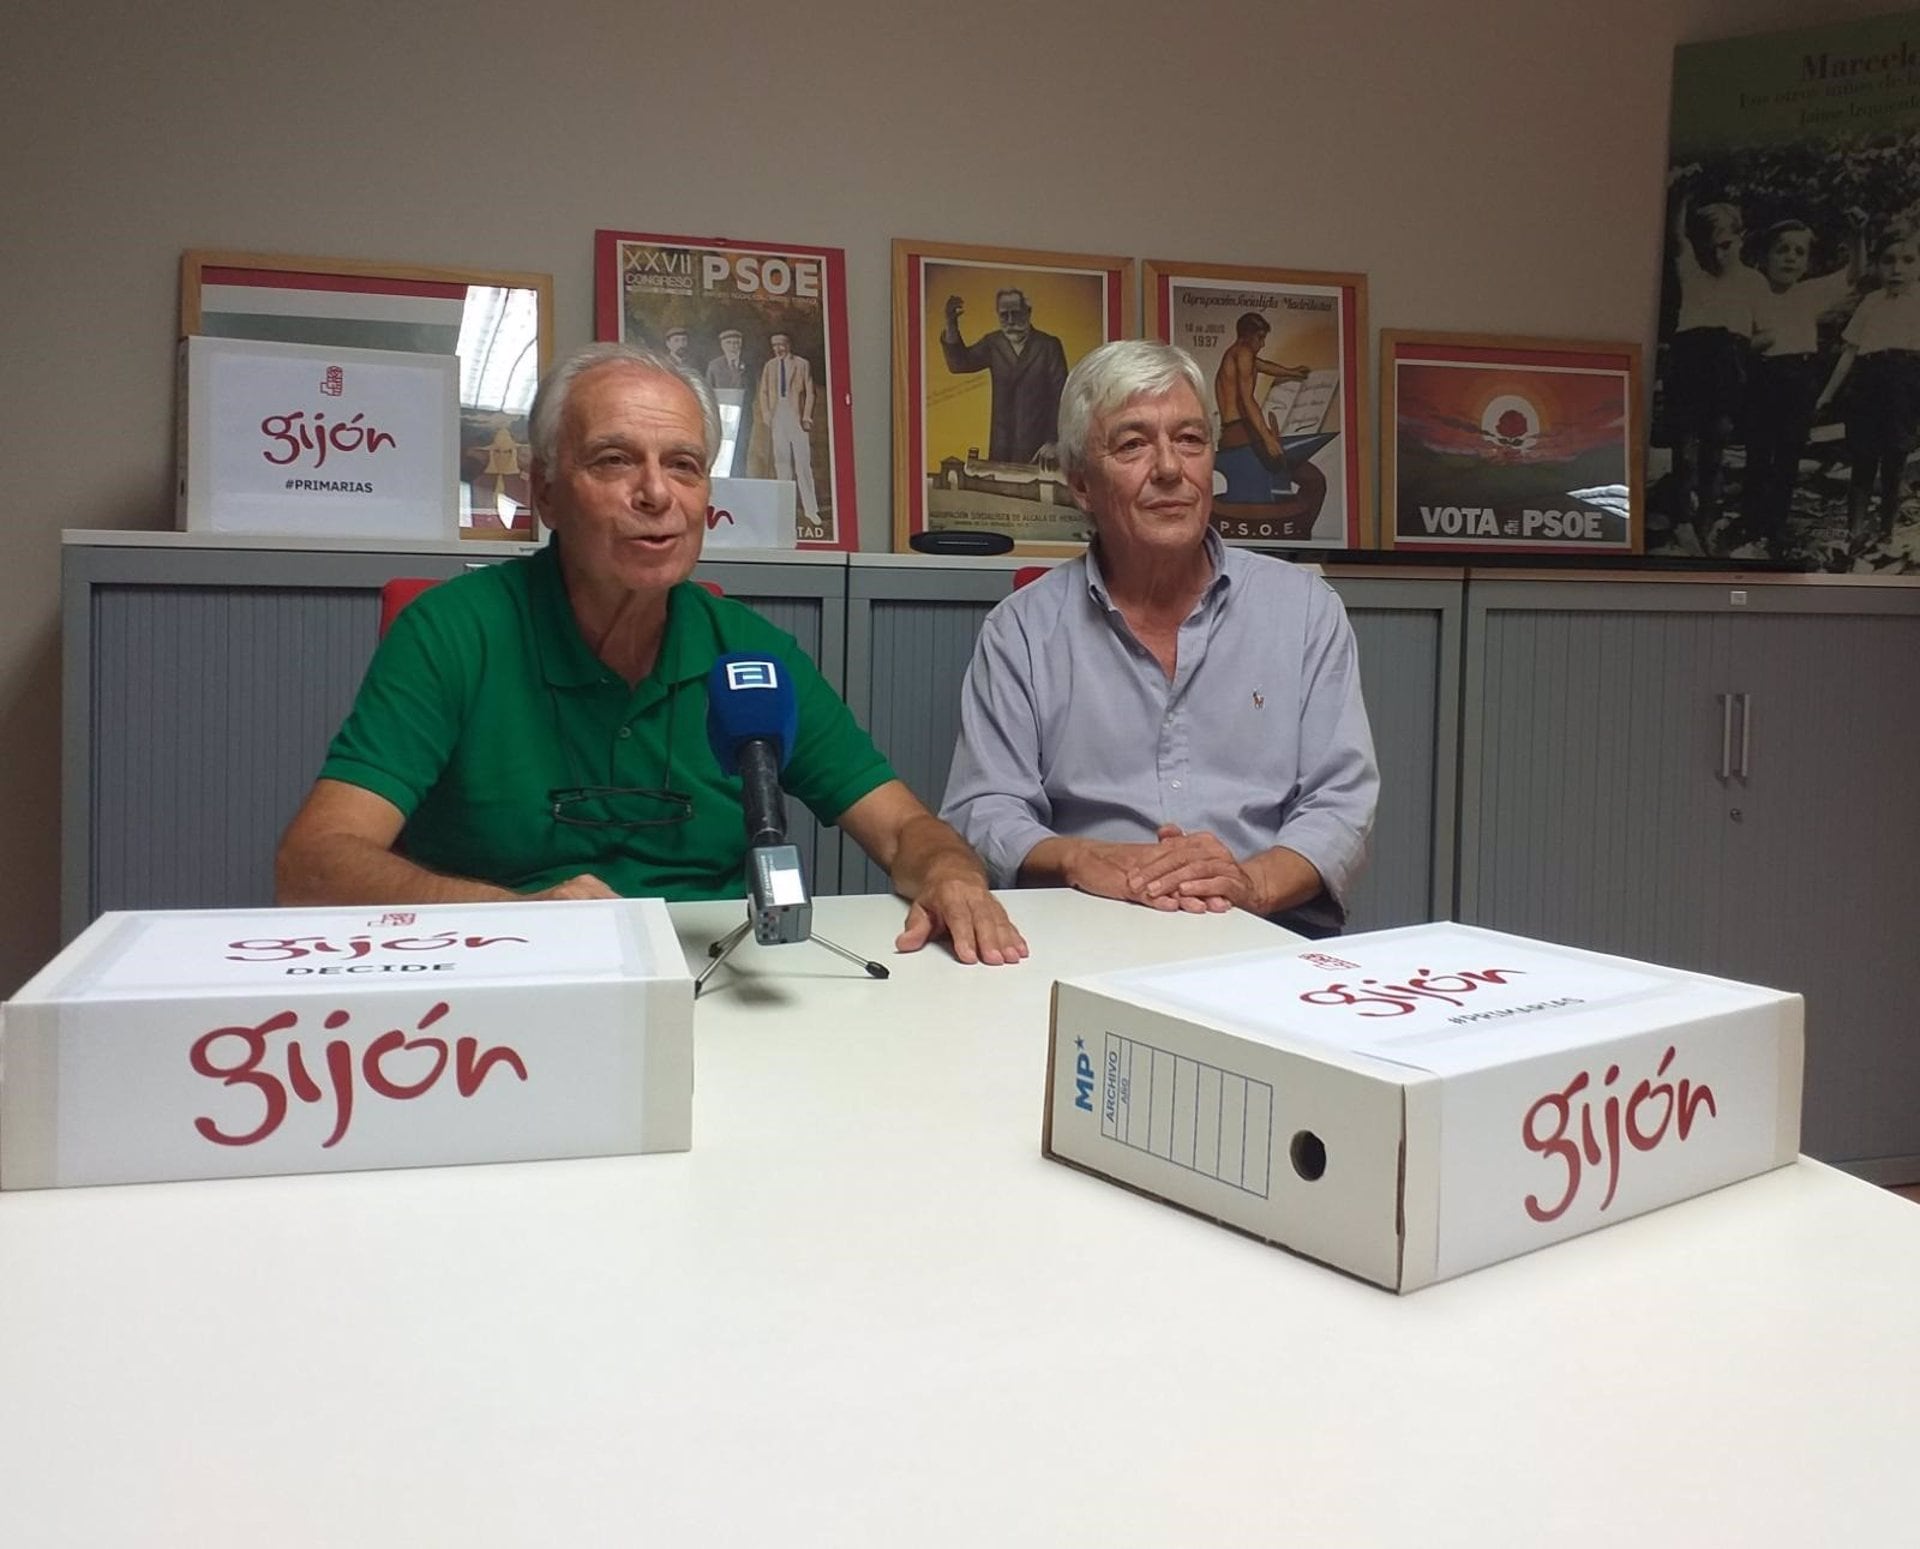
[896,870,1030,965]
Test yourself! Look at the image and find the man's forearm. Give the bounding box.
[1244,845,1327,918]
[1017,834,1177,908]
[1015,835,1083,889]
[1233,389,1281,456]
[940,335,982,373]
[276,833,520,907]
[1017,835,1140,895]
[887,813,991,900]
[1254,355,1306,382]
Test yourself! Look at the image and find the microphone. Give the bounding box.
[706,654,810,945]
[706,654,797,844]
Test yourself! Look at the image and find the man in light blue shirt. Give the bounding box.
[939,339,1377,935]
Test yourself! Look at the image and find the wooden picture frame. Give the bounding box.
[180,251,552,543]
[1380,331,1644,554]
[595,230,857,551]
[1145,259,1371,550]
[893,238,1134,555]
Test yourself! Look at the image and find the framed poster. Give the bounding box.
[595,231,856,551]
[1380,331,1643,554]
[1654,11,1920,574]
[180,251,551,543]
[893,238,1133,554]
[1145,260,1370,549]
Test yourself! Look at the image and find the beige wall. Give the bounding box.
[0,0,1886,993]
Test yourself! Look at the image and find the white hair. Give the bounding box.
[527,341,722,467]
[1057,339,1211,480]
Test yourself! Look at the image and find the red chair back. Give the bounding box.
[1013,565,1050,591]
[378,577,440,637]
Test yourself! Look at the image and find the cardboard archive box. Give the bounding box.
[1044,922,1803,1292]
[0,899,693,1190]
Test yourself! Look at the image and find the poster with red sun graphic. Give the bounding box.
[1380,333,1643,553]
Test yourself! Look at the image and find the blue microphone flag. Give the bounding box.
[706,654,799,773]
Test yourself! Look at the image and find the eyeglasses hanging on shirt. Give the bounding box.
[547,785,693,829]
[543,679,694,830]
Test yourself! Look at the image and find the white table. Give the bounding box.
[1,890,1915,1546]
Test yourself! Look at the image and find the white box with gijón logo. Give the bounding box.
[177,335,459,539]
[1043,922,1802,1293]
[0,900,693,1190]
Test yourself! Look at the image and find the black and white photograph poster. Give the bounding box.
[1653,10,1920,573]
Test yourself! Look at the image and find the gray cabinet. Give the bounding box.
[62,539,847,941]
[1717,606,1920,1167]
[841,559,1013,897]
[1459,578,1920,1174]
[1325,574,1460,933]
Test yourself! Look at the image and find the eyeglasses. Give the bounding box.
[543,670,695,831]
[547,785,694,829]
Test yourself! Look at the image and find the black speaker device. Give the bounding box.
[908,531,1016,556]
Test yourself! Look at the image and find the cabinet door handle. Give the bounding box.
[1718,693,1734,781]
[1737,692,1753,782]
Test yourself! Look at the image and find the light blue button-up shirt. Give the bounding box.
[940,532,1378,929]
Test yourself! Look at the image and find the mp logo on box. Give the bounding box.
[1072,1036,1095,1111]
[725,660,780,691]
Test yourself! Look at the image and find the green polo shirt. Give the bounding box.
[320,543,895,899]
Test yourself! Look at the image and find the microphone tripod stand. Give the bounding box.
[694,917,890,998]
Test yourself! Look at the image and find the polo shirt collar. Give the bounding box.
[653,584,726,688]
[527,537,721,693]
[527,540,602,687]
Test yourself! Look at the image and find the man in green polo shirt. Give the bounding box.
[275,342,1027,966]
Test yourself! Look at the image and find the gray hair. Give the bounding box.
[528,341,722,467]
[1057,339,1211,480]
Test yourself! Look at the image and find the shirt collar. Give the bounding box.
[528,537,720,694]
[1084,525,1231,612]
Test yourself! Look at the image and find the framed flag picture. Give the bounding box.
[1379,331,1643,554]
[595,230,856,551]
[180,251,552,543]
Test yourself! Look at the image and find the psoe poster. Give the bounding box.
[1161,276,1357,548]
[1385,337,1640,553]
[919,259,1110,546]
[1144,262,1370,549]
[593,231,856,550]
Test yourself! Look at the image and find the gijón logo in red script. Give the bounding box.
[224,931,529,968]
[189,1000,528,1150]
[258,410,397,470]
[1522,1046,1717,1223]
[1298,966,1526,1017]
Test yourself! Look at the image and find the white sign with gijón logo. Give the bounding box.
[706,477,797,549]
[178,336,458,539]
